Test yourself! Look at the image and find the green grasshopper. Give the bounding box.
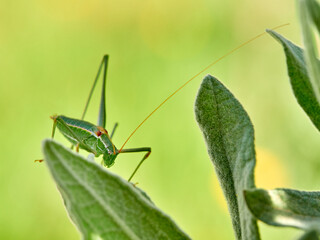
[51,55,150,182]
[49,24,288,182]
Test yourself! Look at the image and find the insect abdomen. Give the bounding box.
[55,116,98,153]
[55,115,116,157]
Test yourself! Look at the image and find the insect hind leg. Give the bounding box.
[120,147,151,182]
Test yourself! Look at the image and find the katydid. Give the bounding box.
[51,55,150,182]
[49,24,288,182]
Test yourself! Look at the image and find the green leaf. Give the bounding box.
[267,29,320,131]
[194,75,260,240]
[304,0,320,33]
[244,188,320,233]
[42,139,190,240]
[297,231,319,240]
[300,0,320,107]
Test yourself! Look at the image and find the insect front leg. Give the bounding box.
[120,147,152,182]
[50,115,58,138]
[76,143,80,152]
[35,116,58,163]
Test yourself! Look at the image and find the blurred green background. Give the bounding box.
[1,0,319,239]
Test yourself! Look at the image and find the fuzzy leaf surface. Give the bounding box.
[300,0,320,107]
[195,75,260,240]
[244,188,320,233]
[43,139,190,240]
[267,29,320,131]
[305,0,320,33]
[297,231,319,240]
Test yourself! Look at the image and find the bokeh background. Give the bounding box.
[1,0,319,239]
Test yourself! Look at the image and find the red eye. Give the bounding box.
[96,131,102,137]
[97,126,108,135]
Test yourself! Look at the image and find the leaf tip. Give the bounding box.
[266,29,278,39]
[42,138,54,152]
[200,74,220,88]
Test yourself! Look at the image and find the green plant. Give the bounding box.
[43,140,190,240]
[195,0,320,239]
[42,0,320,239]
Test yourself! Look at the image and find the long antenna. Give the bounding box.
[119,23,289,152]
